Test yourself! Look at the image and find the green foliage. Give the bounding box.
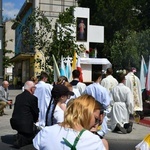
[19,8,53,75]
[58,6,75,25]
[132,0,150,30]
[110,29,150,70]
[21,8,52,52]
[47,6,78,66]
[3,40,14,69]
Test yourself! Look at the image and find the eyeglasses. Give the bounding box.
[67,95,71,99]
[64,95,71,99]
[100,110,104,114]
[95,117,101,125]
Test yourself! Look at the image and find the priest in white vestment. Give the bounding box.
[34,72,53,127]
[125,67,143,111]
[101,68,118,115]
[101,68,118,93]
[110,73,134,133]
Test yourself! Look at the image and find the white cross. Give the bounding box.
[74,7,104,52]
[73,7,112,82]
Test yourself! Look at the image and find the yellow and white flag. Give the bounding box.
[135,134,150,150]
[72,50,77,71]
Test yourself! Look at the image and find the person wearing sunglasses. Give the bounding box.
[90,103,105,139]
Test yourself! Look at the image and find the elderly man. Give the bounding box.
[10,81,39,148]
[0,81,12,116]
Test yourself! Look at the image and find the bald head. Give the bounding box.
[24,81,34,89]
[2,80,9,89]
[3,80,9,85]
[24,81,35,94]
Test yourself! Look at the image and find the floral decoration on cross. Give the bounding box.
[116,69,126,74]
[85,48,95,55]
[78,44,86,53]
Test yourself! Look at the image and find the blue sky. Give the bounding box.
[3,0,25,19]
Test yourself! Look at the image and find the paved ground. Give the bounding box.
[0,89,149,150]
[106,123,149,150]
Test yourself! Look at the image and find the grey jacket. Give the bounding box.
[0,86,9,102]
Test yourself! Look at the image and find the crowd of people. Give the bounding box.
[0,67,146,149]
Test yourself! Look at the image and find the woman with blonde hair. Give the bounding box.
[33,94,109,150]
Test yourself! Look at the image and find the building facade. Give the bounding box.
[11,0,78,85]
[4,20,15,82]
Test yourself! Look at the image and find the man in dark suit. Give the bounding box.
[0,81,12,116]
[10,81,39,148]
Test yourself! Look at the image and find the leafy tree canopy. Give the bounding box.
[111,29,150,70]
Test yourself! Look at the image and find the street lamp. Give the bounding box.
[0,0,3,84]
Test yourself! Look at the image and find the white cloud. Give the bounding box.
[3,2,19,19]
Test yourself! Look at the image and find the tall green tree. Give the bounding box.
[111,29,150,70]
[133,0,150,30]
[16,8,53,74]
[17,8,75,68]
[48,6,78,65]
[3,41,14,69]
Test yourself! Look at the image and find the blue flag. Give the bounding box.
[60,55,66,76]
[140,55,148,91]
